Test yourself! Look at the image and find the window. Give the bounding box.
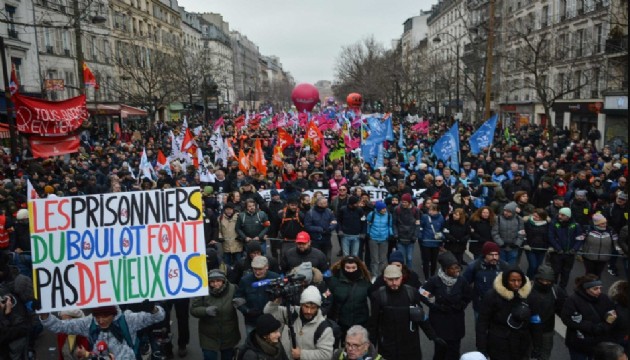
[541,6,549,27]
[11,58,22,86]
[575,70,582,98]
[594,24,603,53]
[576,29,584,57]
[592,67,600,97]
[62,30,71,55]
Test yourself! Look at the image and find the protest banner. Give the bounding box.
[362,186,389,202]
[258,189,284,202]
[302,189,329,200]
[28,187,207,313]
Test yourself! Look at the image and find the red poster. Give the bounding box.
[29,135,80,158]
[13,94,88,135]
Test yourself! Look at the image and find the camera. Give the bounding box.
[264,274,306,304]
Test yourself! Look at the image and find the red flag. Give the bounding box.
[83,62,97,88]
[253,139,267,176]
[234,115,245,129]
[249,115,261,130]
[29,134,80,158]
[9,63,19,96]
[13,94,87,135]
[277,128,294,150]
[238,149,250,173]
[272,145,284,167]
[305,121,323,153]
[181,128,197,153]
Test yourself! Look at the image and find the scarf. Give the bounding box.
[437,268,457,287]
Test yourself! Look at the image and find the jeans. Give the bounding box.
[525,249,547,278]
[342,235,360,256]
[202,348,235,360]
[397,242,415,266]
[223,252,242,267]
[500,247,519,265]
[369,240,389,276]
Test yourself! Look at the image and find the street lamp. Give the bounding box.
[433,33,462,115]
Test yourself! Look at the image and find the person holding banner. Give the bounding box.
[39,302,165,360]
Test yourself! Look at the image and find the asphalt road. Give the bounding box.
[35,234,625,359]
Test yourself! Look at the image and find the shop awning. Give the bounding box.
[121,105,148,119]
[0,123,10,139]
[87,103,121,116]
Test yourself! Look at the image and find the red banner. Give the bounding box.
[29,135,80,158]
[13,94,88,135]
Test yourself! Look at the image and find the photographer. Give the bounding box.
[264,286,334,360]
[39,302,165,360]
[0,292,31,359]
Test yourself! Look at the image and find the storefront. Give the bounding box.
[500,103,535,128]
[601,91,628,149]
[552,100,604,142]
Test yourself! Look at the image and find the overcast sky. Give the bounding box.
[177,0,434,84]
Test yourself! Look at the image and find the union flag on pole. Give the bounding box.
[181,128,197,154]
[9,63,19,96]
[305,121,323,153]
[238,149,250,174]
[277,128,294,150]
[253,139,267,176]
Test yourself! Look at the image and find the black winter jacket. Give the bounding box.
[561,289,616,355]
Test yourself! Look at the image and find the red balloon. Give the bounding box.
[291,83,320,112]
[346,93,363,109]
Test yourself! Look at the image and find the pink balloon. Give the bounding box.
[291,83,320,112]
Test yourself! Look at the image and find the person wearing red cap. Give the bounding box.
[280,231,329,273]
[463,241,509,318]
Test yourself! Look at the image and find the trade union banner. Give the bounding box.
[28,187,208,312]
[13,93,88,135]
[29,134,81,158]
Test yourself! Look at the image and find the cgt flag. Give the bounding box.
[469,114,498,155]
[83,62,97,88]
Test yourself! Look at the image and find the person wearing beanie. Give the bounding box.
[328,256,372,336]
[392,192,421,267]
[337,195,367,257]
[527,265,567,360]
[492,201,525,265]
[570,188,593,227]
[40,301,165,360]
[581,213,617,278]
[238,313,288,360]
[561,274,617,359]
[231,241,281,284]
[421,251,472,360]
[366,200,393,276]
[545,195,566,221]
[190,269,240,360]
[369,250,422,295]
[263,285,334,360]
[463,240,509,315]
[548,206,584,290]
[476,267,533,360]
[368,259,443,360]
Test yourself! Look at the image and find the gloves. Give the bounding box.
[205,306,218,317]
[140,299,154,313]
[433,337,448,347]
[547,247,555,253]
[442,229,450,234]
[523,245,532,251]
[232,298,247,308]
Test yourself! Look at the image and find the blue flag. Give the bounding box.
[366,114,394,143]
[375,144,384,169]
[398,121,405,149]
[384,115,394,141]
[432,122,460,172]
[361,140,379,168]
[469,114,498,155]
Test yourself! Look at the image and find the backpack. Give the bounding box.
[89,314,140,360]
[314,318,342,347]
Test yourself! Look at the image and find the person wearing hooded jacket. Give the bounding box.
[190,269,240,360]
[264,286,334,360]
[527,265,567,360]
[40,302,165,360]
[328,256,372,336]
[561,274,617,360]
[492,201,525,265]
[476,267,533,360]
[239,313,289,360]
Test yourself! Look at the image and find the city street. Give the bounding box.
[34,233,625,359]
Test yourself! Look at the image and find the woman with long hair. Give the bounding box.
[444,208,471,266]
[469,207,497,259]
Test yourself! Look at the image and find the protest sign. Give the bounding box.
[29,187,207,313]
[362,186,389,202]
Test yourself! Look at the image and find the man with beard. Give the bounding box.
[463,242,510,318]
[337,197,366,257]
[299,194,312,212]
[264,286,334,360]
[236,199,270,255]
[241,181,268,214]
[276,198,305,259]
[368,265,444,359]
[569,190,593,227]
[527,265,567,360]
[304,198,337,261]
[281,232,329,273]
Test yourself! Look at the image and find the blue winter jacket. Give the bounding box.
[420,213,445,248]
[548,219,584,252]
[305,206,337,245]
[367,210,393,242]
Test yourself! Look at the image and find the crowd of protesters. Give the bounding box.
[0,110,628,360]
